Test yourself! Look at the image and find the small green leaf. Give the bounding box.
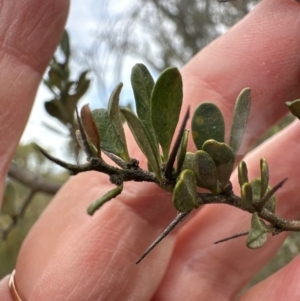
[107,83,130,162]
[192,102,225,150]
[176,129,189,174]
[173,169,199,212]
[121,108,162,180]
[131,64,157,147]
[48,68,63,90]
[238,161,249,187]
[260,157,269,198]
[45,99,70,124]
[247,212,269,249]
[92,109,129,161]
[229,88,251,155]
[286,99,300,119]
[241,183,254,212]
[181,152,195,171]
[60,30,70,60]
[202,140,235,189]
[151,67,183,160]
[87,184,123,215]
[193,150,219,192]
[251,178,276,213]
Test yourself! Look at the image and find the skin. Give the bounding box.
[1,0,300,300]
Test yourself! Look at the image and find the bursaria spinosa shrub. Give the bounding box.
[36,63,300,264]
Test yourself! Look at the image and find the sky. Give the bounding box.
[20,0,137,157]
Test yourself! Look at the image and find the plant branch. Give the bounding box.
[8,162,61,195]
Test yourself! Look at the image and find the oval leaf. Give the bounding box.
[241,182,254,212]
[192,102,225,150]
[121,108,162,180]
[81,104,100,155]
[92,109,129,161]
[238,160,249,187]
[131,64,157,147]
[181,152,195,171]
[229,88,251,155]
[202,140,235,189]
[247,212,269,249]
[107,83,130,161]
[173,169,199,212]
[260,157,269,198]
[193,150,219,192]
[151,67,183,160]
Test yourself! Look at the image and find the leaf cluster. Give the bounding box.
[37,63,300,264]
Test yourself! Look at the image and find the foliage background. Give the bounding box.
[0,0,298,293]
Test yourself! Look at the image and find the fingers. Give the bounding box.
[0,0,69,200]
[15,172,177,301]
[182,0,300,155]
[239,255,300,300]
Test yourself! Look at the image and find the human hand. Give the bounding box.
[1,0,300,300]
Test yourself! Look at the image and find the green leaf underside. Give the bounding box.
[192,102,225,150]
[173,169,198,212]
[260,157,269,198]
[251,178,276,213]
[202,140,235,189]
[87,185,123,215]
[247,212,269,249]
[121,108,162,180]
[92,109,129,161]
[241,183,254,212]
[107,83,130,162]
[286,99,300,119]
[176,129,189,174]
[229,88,251,155]
[194,150,218,192]
[238,161,249,187]
[181,152,195,171]
[151,67,183,160]
[131,64,157,148]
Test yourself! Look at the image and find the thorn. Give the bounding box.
[255,178,288,212]
[136,211,190,264]
[214,231,249,244]
[164,107,190,180]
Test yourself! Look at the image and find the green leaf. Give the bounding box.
[60,30,70,60]
[286,99,300,119]
[107,83,130,162]
[121,108,162,180]
[92,109,129,161]
[251,178,276,213]
[247,212,269,249]
[173,169,199,212]
[229,88,251,155]
[192,102,225,150]
[131,64,157,146]
[181,152,195,171]
[202,140,235,189]
[151,67,183,160]
[238,160,249,187]
[176,129,189,174]
[193,150,219,192]
[241,183,254,212]
[48,68,63,90]
[260,157,269,198]
[44,99,70,124]
[87,184,123,215]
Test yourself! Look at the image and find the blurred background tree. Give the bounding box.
[1,0,298,290]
